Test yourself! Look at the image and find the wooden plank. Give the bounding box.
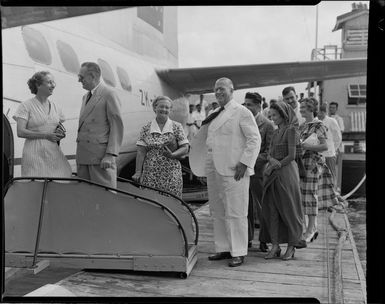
[3,200,365,303]
[58,270,329,299]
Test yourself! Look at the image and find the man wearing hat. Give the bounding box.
[243,92,274,252]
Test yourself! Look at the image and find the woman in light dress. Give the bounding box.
[13,71,72,177]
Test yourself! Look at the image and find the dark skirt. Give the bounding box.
[260,161,304,245]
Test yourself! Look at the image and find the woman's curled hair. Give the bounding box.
[27,71,51,94]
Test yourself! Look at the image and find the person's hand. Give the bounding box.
[268,158,281,170]
[55,131,65,140]
[232,162,248,181]
[162,145,175,159]
[132,172,141,183]
[100,154,115,170]
[301,142,312,151]
[45,132,61,142]
[264,165,273,176]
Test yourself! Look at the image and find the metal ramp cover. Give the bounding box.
[4,177,198,278]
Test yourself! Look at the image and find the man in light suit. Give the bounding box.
[200,78,261,267]
[243,92,274,252]
[76,62,123,188]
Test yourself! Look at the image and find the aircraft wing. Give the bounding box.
[156,58,367,94]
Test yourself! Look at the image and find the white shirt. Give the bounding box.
[294,102,305,126]
[320,115,342,157]
[90,81,101,95]
[330,114,345,132]
[206,102,230,150]
[192,110,206,128]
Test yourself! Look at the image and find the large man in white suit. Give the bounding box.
[194,78,261,267]
[76,62,123,188]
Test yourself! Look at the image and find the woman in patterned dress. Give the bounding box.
[261,102,305,261]
[299,98,339,242]
[13,71,72,177]
[132,96,189,198]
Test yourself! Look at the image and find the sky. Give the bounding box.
[177,1,369,102]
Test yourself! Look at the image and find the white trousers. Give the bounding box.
[206,153,249,257]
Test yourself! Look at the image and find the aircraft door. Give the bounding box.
[3,114,14,187]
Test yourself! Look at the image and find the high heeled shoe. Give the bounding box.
[282,247,295,260]
[264,247,281,259]
[310,231,319,242]
[304,231,317,243]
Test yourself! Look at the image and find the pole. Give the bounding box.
[314,5,319,98]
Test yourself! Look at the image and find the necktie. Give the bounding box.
[85,91,92,105]
[201,106,225,126]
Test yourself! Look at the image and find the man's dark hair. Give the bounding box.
[245,92,262,105]
[329,101,339,108]
[282,86,296,96]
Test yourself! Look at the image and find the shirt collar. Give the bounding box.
[90,81,101,95]
[150,118,173,134]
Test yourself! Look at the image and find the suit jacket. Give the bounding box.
[76,83,124,165]
[254,112,274,175]
[205,100,261,176]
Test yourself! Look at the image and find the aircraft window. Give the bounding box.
[57,40,80,74]
[116,67,132,92]
[22,26,52,65]
[97,59,116,87]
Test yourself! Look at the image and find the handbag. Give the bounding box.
[55,122,66,145]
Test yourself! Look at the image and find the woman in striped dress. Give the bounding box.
[13,71,72,177]
[299,98,339,242]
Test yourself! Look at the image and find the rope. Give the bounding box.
[328,201,348,304]
[341,174,366,200]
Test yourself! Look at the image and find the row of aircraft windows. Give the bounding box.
[21,26,132,92]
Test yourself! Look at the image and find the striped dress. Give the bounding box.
[13,97,72,178]
[299,119,338,216]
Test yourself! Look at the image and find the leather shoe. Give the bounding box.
[228,256,244,267]
[208,252,231,261]
[294,240,307,249]
[259,242,268,252]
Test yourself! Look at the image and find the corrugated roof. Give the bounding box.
[332,8,369,32]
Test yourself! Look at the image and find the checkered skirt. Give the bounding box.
[299,122,339,215]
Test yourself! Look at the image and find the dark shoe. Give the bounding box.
[228,256,244,267]
[259,242,268,252]
[208,252,232,261]
[248,241,252,248]
[294,240,307,249]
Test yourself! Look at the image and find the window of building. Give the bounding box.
[97,59,116,87]
[22,26,52,65]
[348,84,366,105]
[345,29,368,47]
[57,40,80,74]
[116,67,132,92]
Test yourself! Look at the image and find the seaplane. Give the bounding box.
[2,6,366,279]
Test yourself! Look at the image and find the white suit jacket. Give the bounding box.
[189,99,261,177]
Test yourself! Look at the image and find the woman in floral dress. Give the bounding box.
[132,96,189,198]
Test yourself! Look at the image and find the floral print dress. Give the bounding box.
[136,119,189,198]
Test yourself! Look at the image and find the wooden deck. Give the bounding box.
[4,203,366,302]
